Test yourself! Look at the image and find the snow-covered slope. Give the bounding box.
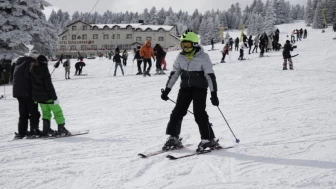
[1,21,336,189]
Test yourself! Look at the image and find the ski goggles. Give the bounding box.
[181,42,193,49]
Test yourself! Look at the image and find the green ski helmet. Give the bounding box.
[180,29,199,44]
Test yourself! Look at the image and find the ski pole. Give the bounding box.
[3,84,6,100]
[217,106,240,143]
[108,62,114,77]
[50,67,56,76]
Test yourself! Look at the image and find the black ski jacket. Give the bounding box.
[283,43,293,59]
[30,62,58,102]
[113,54,122,63]
[12,57,35,99]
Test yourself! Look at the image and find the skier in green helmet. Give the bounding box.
[161,29,220,152]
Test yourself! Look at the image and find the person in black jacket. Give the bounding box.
[133,46,143,75]
[248,36,253,54]
[12,50,41,139]
[75,60,86,75]
[113,50,124,76]
[234,37,239,51]
[282,40,295,70]
[211,38,214,50]
[30,55,70,136]
[154,44,167,75]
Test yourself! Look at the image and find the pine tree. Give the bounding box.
[212,15,221,43]
[0,0,57,58]
[312,0,326,28]
[149,7,157,25]
[247,13,256,35]
[157,8,166,25]
[253,0,264,14]
[255,14,264,35]
[198,18,208,45]
[264,0,276,35]
[305,0,313,24]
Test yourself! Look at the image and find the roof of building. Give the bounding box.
[90,23,175,32]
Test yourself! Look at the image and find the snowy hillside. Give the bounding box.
[1,21,336,189]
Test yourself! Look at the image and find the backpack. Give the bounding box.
[63,61,69,67]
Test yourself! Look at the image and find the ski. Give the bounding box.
[166,146,234,160]
[291,54,299,58]
[138,144,192,158]
[41,130,89,139]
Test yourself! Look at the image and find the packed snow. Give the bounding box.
[0,21,336,189]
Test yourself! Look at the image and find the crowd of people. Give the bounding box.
[220,27,305,70]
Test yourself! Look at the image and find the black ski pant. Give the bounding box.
[260,45,265,56]
[221,53,226,62]
[235,45,238,51]
[143,58,152,73]
[166,88,215,140]
[17,98,41,136]
[156,58,162,71]
[249,45,252,54]
[136,60,143,73]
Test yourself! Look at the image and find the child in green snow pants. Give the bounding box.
[39,100,65,125]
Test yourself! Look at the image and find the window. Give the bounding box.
[82,34,87,40]
[72,35,76,40]
[81,45,87,50]
[146,37,152,41]
[91,45,97,50]
[136,37,142,42]
[77,36,81,40]
[60,45,66,51]
[158,37,164,41]
[126,34,132,39]
[112,34,115,39]
[72,26,77,31]
[62,36,67,40]
[83,26,87,30]
[93,34,98,39]
[70,45,76,50]
[117,34,120,39]
[103,34,109,39]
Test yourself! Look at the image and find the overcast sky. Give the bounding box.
[45,0,307,16]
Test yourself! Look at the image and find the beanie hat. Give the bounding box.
[36,55,48,64]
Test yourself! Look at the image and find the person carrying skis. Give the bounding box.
[122,49,128,66]
[154,44,167,75]
[282,40,295,70]
[220,43,229,63]
[140,40,155,77]
[160,30,220,152]
[30,55,70,136]
[12,50,41,139]
[63,58,71,80]
[234,37,239,51]
[133,46,143,75]
[112,50,124,76]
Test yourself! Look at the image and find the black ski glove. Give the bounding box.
[210,92,219,106]
[161,88,171,101]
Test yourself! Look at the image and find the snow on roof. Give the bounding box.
[90,23,174,31]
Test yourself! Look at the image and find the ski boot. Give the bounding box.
[58,124,71,136]
[162,136,183,151]
[42,119,57,137]
[14,132,25,140]
[220,60,225,63]
[146,70,151,77]
[196,139,221,153]
[136,71,143,75]
[159,70,166,75]
[28,128,42,138]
